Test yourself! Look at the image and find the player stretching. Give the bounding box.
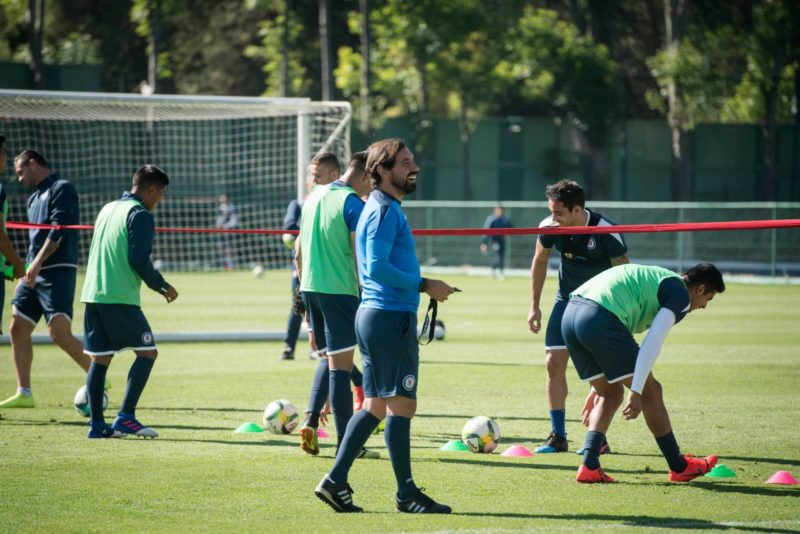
[315,138,456,514]
[563,263,724,482]
[80,165,178,438]
[527,180,628,453]
[296,152,373,456]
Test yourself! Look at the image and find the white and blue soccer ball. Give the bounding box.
[461,415,501,453]
[73,385,108,417]
[252,264,265,278]
[263,399,299,434]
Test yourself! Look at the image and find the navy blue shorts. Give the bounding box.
[545,297,568,350]
[301,291,359,355]
[83,303,156,356]
[355,307,419,400]
[561,297,639,384]
[12,267,76,325]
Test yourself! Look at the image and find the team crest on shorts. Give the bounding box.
[402,374,416,391]
[142,332,153,344]
[587,237,596,250]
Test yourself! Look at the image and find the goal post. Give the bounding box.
[0,89,352,272]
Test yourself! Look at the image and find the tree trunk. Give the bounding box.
[664,0,691,200]
[280,0,290,97]
[459,94,473,200]
[28,0,45,89]
[760,40,785,201]
[147,0,160,93]
[358,0,371,134]
[318,0,333,101]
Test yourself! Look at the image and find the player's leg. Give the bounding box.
[94,304,160,438]
[1,314,37,407]
[315,306,382,513]
[0,281,42,407]
[537,298,570,452]
[561,298,620,482]
[319,294,360,447]
[42,269,90,372]
[280,274,301,360]
[48,315,90,371]
[626,374,717,481]
[299,292,329,454]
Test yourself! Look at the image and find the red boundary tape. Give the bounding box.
[6,219,800,236]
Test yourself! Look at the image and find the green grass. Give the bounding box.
[1,271,799,532]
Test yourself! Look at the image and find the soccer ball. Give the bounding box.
[281,233,296,250]
[252,264,265,278]
[461,415,501,453]
[263,399,299,434]
[73,385,108,417]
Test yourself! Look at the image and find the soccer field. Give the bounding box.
[1,271,799,532]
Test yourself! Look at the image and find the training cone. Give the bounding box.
[501,445,533,457]
[765,471,799,485]
[704,464,736,478]
[317,428,329,438]
[234,422,264,433]
[440,439,469,452]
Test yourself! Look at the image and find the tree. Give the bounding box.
[499,7,622,197]
[27,0,44,88]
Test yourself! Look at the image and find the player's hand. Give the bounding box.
[12,260,26,280]
[162,285,179,303]
[580,388,599,426]
[23,262,41,288]
[527,307,542,333]
[319,400,331,426]
[426,279,456,302]
[480,243,487,254]
[622,391,642,420]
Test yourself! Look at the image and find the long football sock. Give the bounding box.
[305,358,329,425]
[550,409,566,437]
[385,415,418,500]
[581,430,606,470]
[329,410,380,484]
[655,430,687,472]
[329,369,353,439]
[351,365,363,387]
[119,356,155,416]
[87,361,109,424]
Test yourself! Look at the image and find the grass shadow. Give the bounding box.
[691,480,800,498]
[718,455,800,468]
[415,413,548,422]
[454,512,799,532]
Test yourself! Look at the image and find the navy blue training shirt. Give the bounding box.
[26,173,80,268]
[123,192,168,293]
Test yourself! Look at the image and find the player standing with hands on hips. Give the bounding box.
[315,138,456,514]
[80,165,178,438]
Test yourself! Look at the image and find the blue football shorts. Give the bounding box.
[355,306,419,400]
[83,302,156,356]
[560,296,639,384]
[301,291,359,355]
[12,267,76,326]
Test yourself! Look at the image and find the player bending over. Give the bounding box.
[562,262,724,483]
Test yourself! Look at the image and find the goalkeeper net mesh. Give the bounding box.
[0,89,351,271]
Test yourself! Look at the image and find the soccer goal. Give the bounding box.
[0,89,352,272]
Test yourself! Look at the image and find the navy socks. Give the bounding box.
[581,430,606,470]
[656,431,687,472]
[87,361,108,425]
[329,410,380,483]
[119,356,155,416]
[550,409,566,437]
[330,369,353,439]
[385,415,418,500]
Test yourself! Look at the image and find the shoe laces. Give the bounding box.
[412,488,436,507]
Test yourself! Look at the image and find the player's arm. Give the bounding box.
[294,235,302,279]
[610,253,629,266]
[0,228,25,278]
[128,208,177,302]
[365,210,453,302]
[528,239,551,333]
[622,308,675,420]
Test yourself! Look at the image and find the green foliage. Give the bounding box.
[1,270,799,530]
[0,0,28,60]
[646,26,746,129]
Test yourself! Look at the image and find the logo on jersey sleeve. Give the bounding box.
[142,332,153,344]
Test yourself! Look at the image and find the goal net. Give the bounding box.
[0,89,352,271]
